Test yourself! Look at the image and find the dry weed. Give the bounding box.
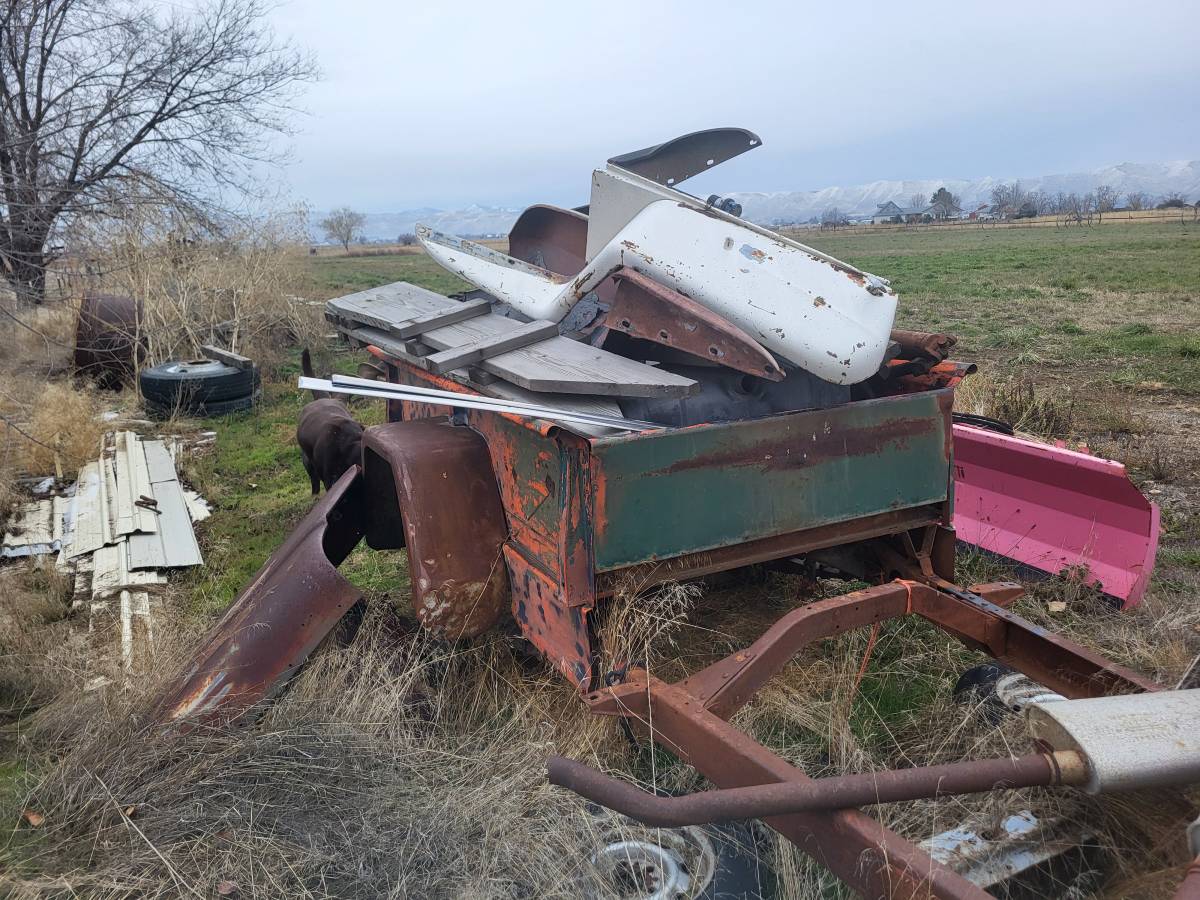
[0,381,108,478]
[955,374,1076,437]
[70,204,324,378]
[0,600,667,899]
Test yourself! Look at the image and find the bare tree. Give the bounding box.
[1028,190,1052,216]
[820,207,848,229]
[1093,184,1118,223]
[909,192,926,212]
[929,187,960,219]
[320,207,366,250]
[397,233,417,246]
[990,181,1029,219]
[1125,191,1148,211]
[0,0,316,304]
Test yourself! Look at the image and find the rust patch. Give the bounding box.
[812,296,827,308]
[653,415,939,476]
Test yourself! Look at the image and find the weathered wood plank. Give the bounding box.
[328,282,697,397]
[338,321,696,398]
[392,297,490,337]
[200,344,254,370]
[423,320,558,374]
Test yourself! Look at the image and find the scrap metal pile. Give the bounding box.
[2,431,208,669]
[158,129,1197,899]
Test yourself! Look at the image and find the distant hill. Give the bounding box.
[729,160,1200,226]
[314,160,1200,241]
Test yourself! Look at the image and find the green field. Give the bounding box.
[793,222,1200,391]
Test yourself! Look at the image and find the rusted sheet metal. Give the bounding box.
[505,544,593,687]
[154,468,365,725]
[362,420,509,638]
[608,267,783,380]
[589,390,953,571]
[548,750,1078,827]
[507,204,591,277]
[74,293,145,388]
[890,329,956,361]
[884,359,978,395]
[952,423,1160,607]
[593,506,943,598]
[380,352,596,605]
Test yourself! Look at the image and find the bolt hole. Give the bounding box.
[708,346,720,356]
[658,330,669,340]
[618,318,631,329]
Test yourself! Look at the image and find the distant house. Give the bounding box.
[927,196,963,220]
[872,197,963,224]
[870,201,905,224]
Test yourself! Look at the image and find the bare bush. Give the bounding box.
[0,379,107,477]
[820,207,848,229]
[0,601,653,899]
[71,204,323,371]
[955,374,1076,437]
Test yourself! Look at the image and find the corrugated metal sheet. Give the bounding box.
[91,542,167,598]
[68,462,108,558]
[126,441,202,569]
[57,430,205,597]
[1,495,69,557]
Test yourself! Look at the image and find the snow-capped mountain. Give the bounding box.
[315,160,1199,241]
[730,160,1200,225]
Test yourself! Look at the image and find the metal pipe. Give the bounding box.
[323,373,660,430]
[547,751,1087,828]
[298,377,659,432]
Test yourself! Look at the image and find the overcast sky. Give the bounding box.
[267,0,1200,213]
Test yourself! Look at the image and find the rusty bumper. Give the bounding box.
[154,467,365,725]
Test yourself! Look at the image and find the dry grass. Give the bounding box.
[0,380,108,479]
[955,373,1077,437]
[0,599,689,899]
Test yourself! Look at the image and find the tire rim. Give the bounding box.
[591,822,716,899]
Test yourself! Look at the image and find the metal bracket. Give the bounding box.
[608,267,783,380]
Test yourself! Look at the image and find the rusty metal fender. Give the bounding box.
[154,467,366,725]
[361,419,510,638]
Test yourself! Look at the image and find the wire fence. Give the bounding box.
[782,208,1198,237]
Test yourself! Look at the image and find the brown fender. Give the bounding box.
[362,419,510,638]
[154,467,366,725]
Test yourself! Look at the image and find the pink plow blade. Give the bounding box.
[952,424,1160,607]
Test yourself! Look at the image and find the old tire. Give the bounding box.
[144,389,260,419]
[139,359,259,407]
